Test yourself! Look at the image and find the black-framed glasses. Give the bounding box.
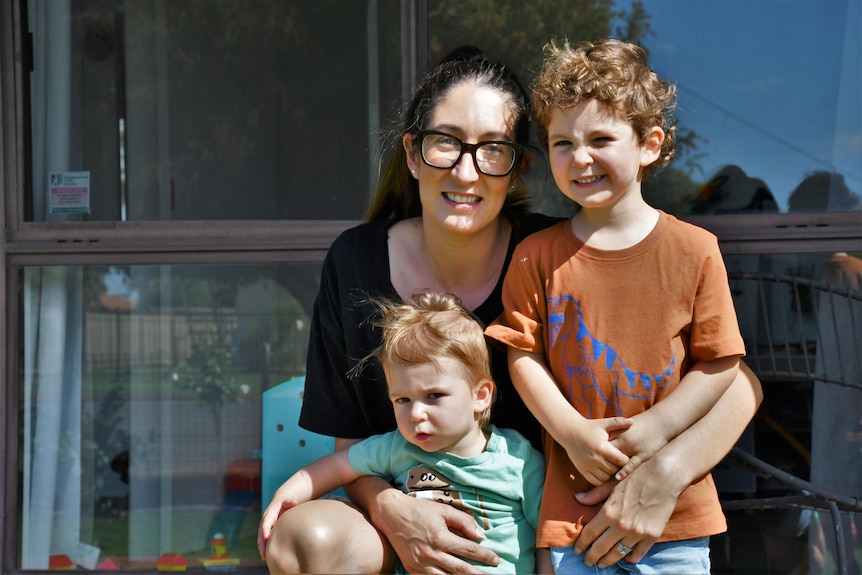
[417,130,523,177]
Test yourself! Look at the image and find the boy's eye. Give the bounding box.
[393,397,410,405]
[427,392,444,400]
[551,140,572,148]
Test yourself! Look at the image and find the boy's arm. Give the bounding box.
[612,355,740,480]
[508,347,632,485]
[258,449,359,554]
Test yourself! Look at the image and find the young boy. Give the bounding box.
[486,39,745,574]
[258,291,549,575]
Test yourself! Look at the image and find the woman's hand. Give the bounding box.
[572,455,680,568]
[373,487,499,574]
[573,362,764,568]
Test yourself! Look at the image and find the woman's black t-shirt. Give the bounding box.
[298,212,560,450]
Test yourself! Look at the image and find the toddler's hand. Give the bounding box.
[257,493,300,560]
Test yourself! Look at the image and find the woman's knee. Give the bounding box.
[264,499,393,574]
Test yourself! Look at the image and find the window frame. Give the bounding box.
[3,0,862,572]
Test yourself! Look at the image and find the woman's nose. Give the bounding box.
[450,151,480,181]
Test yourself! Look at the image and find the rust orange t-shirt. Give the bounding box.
[486,211,745,548]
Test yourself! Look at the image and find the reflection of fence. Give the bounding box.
[731,271,862,391]
[84,308,309,375]
[723,272,862,575]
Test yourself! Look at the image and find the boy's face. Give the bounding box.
[385,356,492,457]
[546,99,663,211]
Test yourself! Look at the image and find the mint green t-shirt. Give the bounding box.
[348,425,544,575]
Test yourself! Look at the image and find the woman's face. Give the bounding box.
[404,80,517,237]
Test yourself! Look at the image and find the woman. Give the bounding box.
[260,47,762,574]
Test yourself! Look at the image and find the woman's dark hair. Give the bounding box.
[365,46,532,224]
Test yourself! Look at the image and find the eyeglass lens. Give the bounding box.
[420,132,517,176]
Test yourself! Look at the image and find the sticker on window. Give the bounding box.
[49,171,90,214]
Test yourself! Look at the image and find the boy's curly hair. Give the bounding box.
[532,38,678,180]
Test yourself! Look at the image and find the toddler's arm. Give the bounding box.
[509,347,632,485]
[612,355,740,481]
[257,449,359,557]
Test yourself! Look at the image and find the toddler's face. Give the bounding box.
[385,356,491,458]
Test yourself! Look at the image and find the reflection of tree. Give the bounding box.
[173,328,240,495]
[788,170,861,213]
[429,0,653,78]
[174,330,240,433]
[427,1,713,217]
[677,164,778,215]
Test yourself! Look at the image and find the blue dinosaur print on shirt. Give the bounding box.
[547,294,676,417]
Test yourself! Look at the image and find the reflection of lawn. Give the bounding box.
[92,506,264,567]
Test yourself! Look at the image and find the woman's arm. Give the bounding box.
[338,438,501,574]
[573,361,763,568]
[612,356,740,481]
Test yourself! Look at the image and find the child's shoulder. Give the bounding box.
[658,210,720,246]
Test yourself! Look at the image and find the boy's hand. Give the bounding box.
[563,417,632,485]
[610,411,670,481]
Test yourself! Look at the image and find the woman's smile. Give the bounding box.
[443,192,481,205]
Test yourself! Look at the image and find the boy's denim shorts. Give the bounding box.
[550,537,710,575]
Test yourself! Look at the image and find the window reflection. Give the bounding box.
[428,0,862,219]
[716,251,862,575]
[28,0,401,221]
[20,263,318,569]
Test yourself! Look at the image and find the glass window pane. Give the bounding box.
[428,1,862,218]
[27,0,401,221]
[19,262,321,570]
[715,250,862,575]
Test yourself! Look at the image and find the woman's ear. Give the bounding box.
[403,133,420,177]
[640,126,665,167]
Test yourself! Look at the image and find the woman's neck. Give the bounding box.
[395,217,510,311]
